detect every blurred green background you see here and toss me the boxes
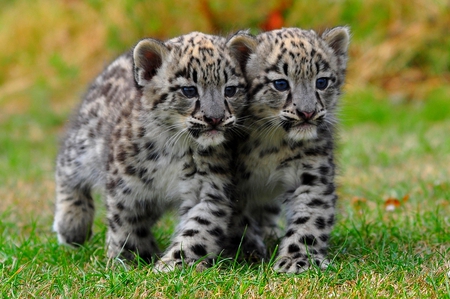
[1,0,449,113]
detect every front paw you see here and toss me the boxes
[154,257,210,272]
[273,254,329,274]
[241,239,267,262]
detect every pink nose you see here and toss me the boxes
[204,116,223,126]
[297,110,315,120]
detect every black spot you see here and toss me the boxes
[283,63,289,76]
[179,206,192,216]
[192,69,198,83]
[285,229,296,238]
[323,183,335,195]
[319,165,330,175]
[296,260,307,268]
[331,195,338,205]
[113,214,122,227]
[307,198,326,207]
[73,200,83,206]
[147,152,159,161]
[193,216,211,226]
[277,260,287,268]
[183,170,196,178]
[209,165,228,175]
[327,215,335,226]
[304,146,328,156]
[292,253,305,259]
[211,209,227,217]
[190,244,207,256]
[302,163,313,169]
[125,165,136,176]
[250,83,264,96]
[319,247,328,255]
[319,234,329,242]
[137,168,147,179]
[206,193,224,202]
[145,141,155,150]
[116,202,125,210]
[288,244,300,253]
[299,234,317,246]
[301,173,317,186]
[173,249,185,259]
[314,217,326,230]
[259,147,280,158]
[122,187,132,195]
[294,216,310,225]
[108,218,117,232]
[207,227,224,237]
[182,229,200,237]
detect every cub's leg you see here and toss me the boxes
[105,190,160,263]
[274,171,336,273]
[226,211,267,262]
[53,167,95,246]
[155,184,234,271]
[251,202,283,241]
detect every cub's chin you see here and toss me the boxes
[287,123,318,141]
[194,129,226,147]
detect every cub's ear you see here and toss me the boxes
[226,30,257,76]
[322,26,350,57]
[133,38,170,87]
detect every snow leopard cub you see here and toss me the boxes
[53,32,248,271]
[227,27,350,273]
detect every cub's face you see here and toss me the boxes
[134,32,248,147]
[230,27,350,142]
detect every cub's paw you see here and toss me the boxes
[273,255,329,274]
[154,258,210,272]
[240,240,267,262]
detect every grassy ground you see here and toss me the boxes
[1,87,449,299]
[1,0,449,298]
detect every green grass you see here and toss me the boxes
[1,91,449,298]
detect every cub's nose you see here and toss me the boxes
[297,110,316,121]
[204,116,223,126]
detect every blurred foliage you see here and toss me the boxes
[0,0,449,116]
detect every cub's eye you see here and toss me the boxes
[181,86,198,98]
[315,78,329,90]
[273,79,289,91]
[224,86,237,97]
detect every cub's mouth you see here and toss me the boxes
[283,119,321,141]
[188,126,227,147]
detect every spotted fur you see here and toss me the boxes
[227,27,350,273]
[53,32,248,271]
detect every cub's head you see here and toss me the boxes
[228,27,350,141]
[133,32,248,148]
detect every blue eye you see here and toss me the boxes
[316,78,329,90]
[181,86,198,98]
[273,79,289,91]
[224,86,237,97]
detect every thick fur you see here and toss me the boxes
[227,27,350,273]
[53,32,248,271]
